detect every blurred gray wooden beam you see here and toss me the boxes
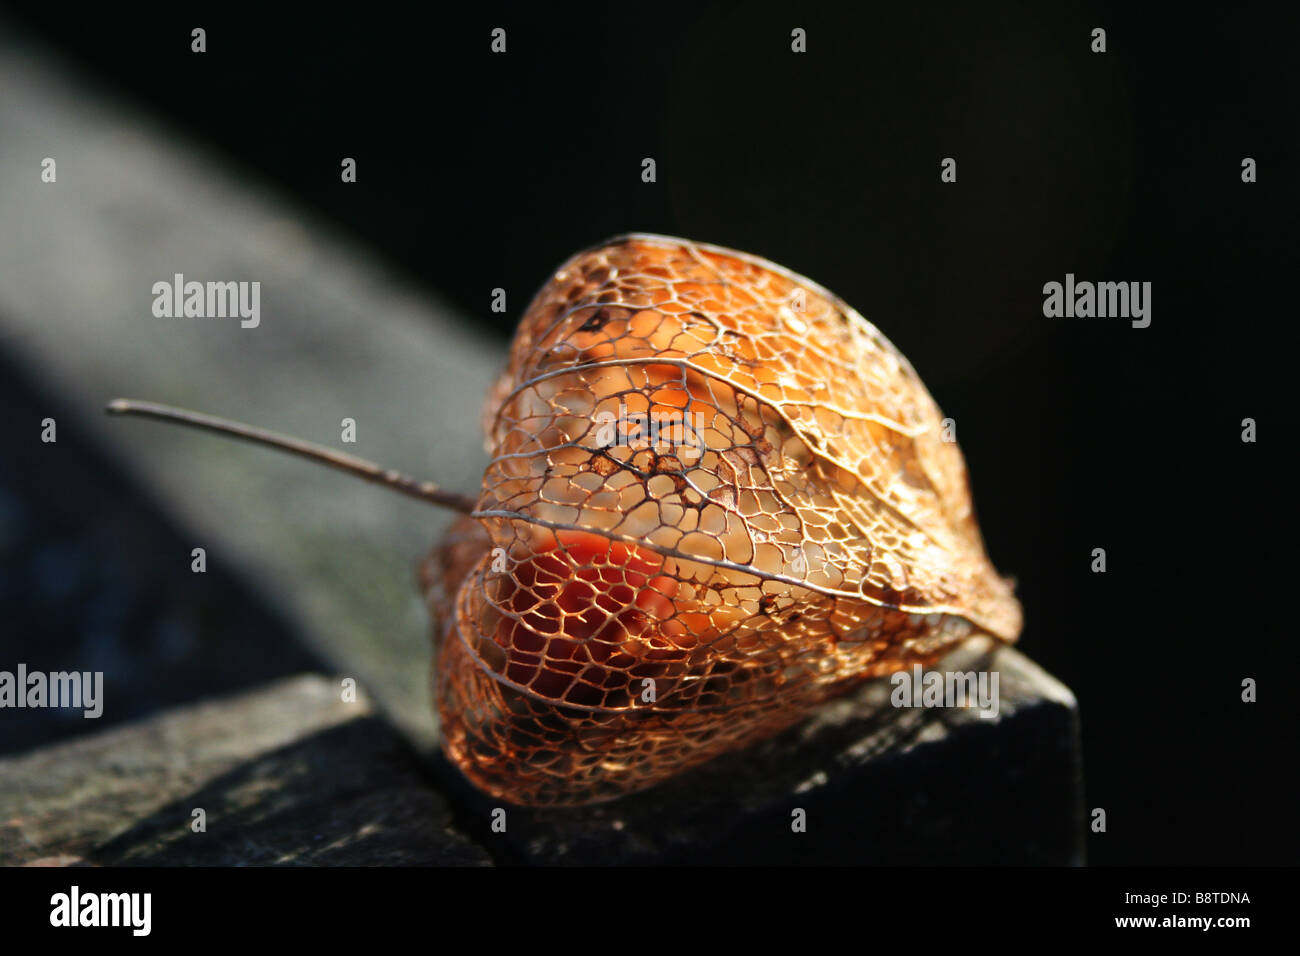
[0,344,329,755]
[0,22,502,750]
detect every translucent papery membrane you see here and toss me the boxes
[436,623,812,806]
[436,544,979,806]
[482,352,1017,637]
[432,234,1022,805]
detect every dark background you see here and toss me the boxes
[6,0,1297,864]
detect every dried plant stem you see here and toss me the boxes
[105,399,476,514]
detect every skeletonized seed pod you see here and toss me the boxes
[424,234,1021,806]
[108,233,1021,809]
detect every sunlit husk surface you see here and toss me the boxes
[425,235,1022,806]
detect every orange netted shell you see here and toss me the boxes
[424,234,1022,806]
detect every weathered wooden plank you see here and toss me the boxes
[0,675,491,865]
